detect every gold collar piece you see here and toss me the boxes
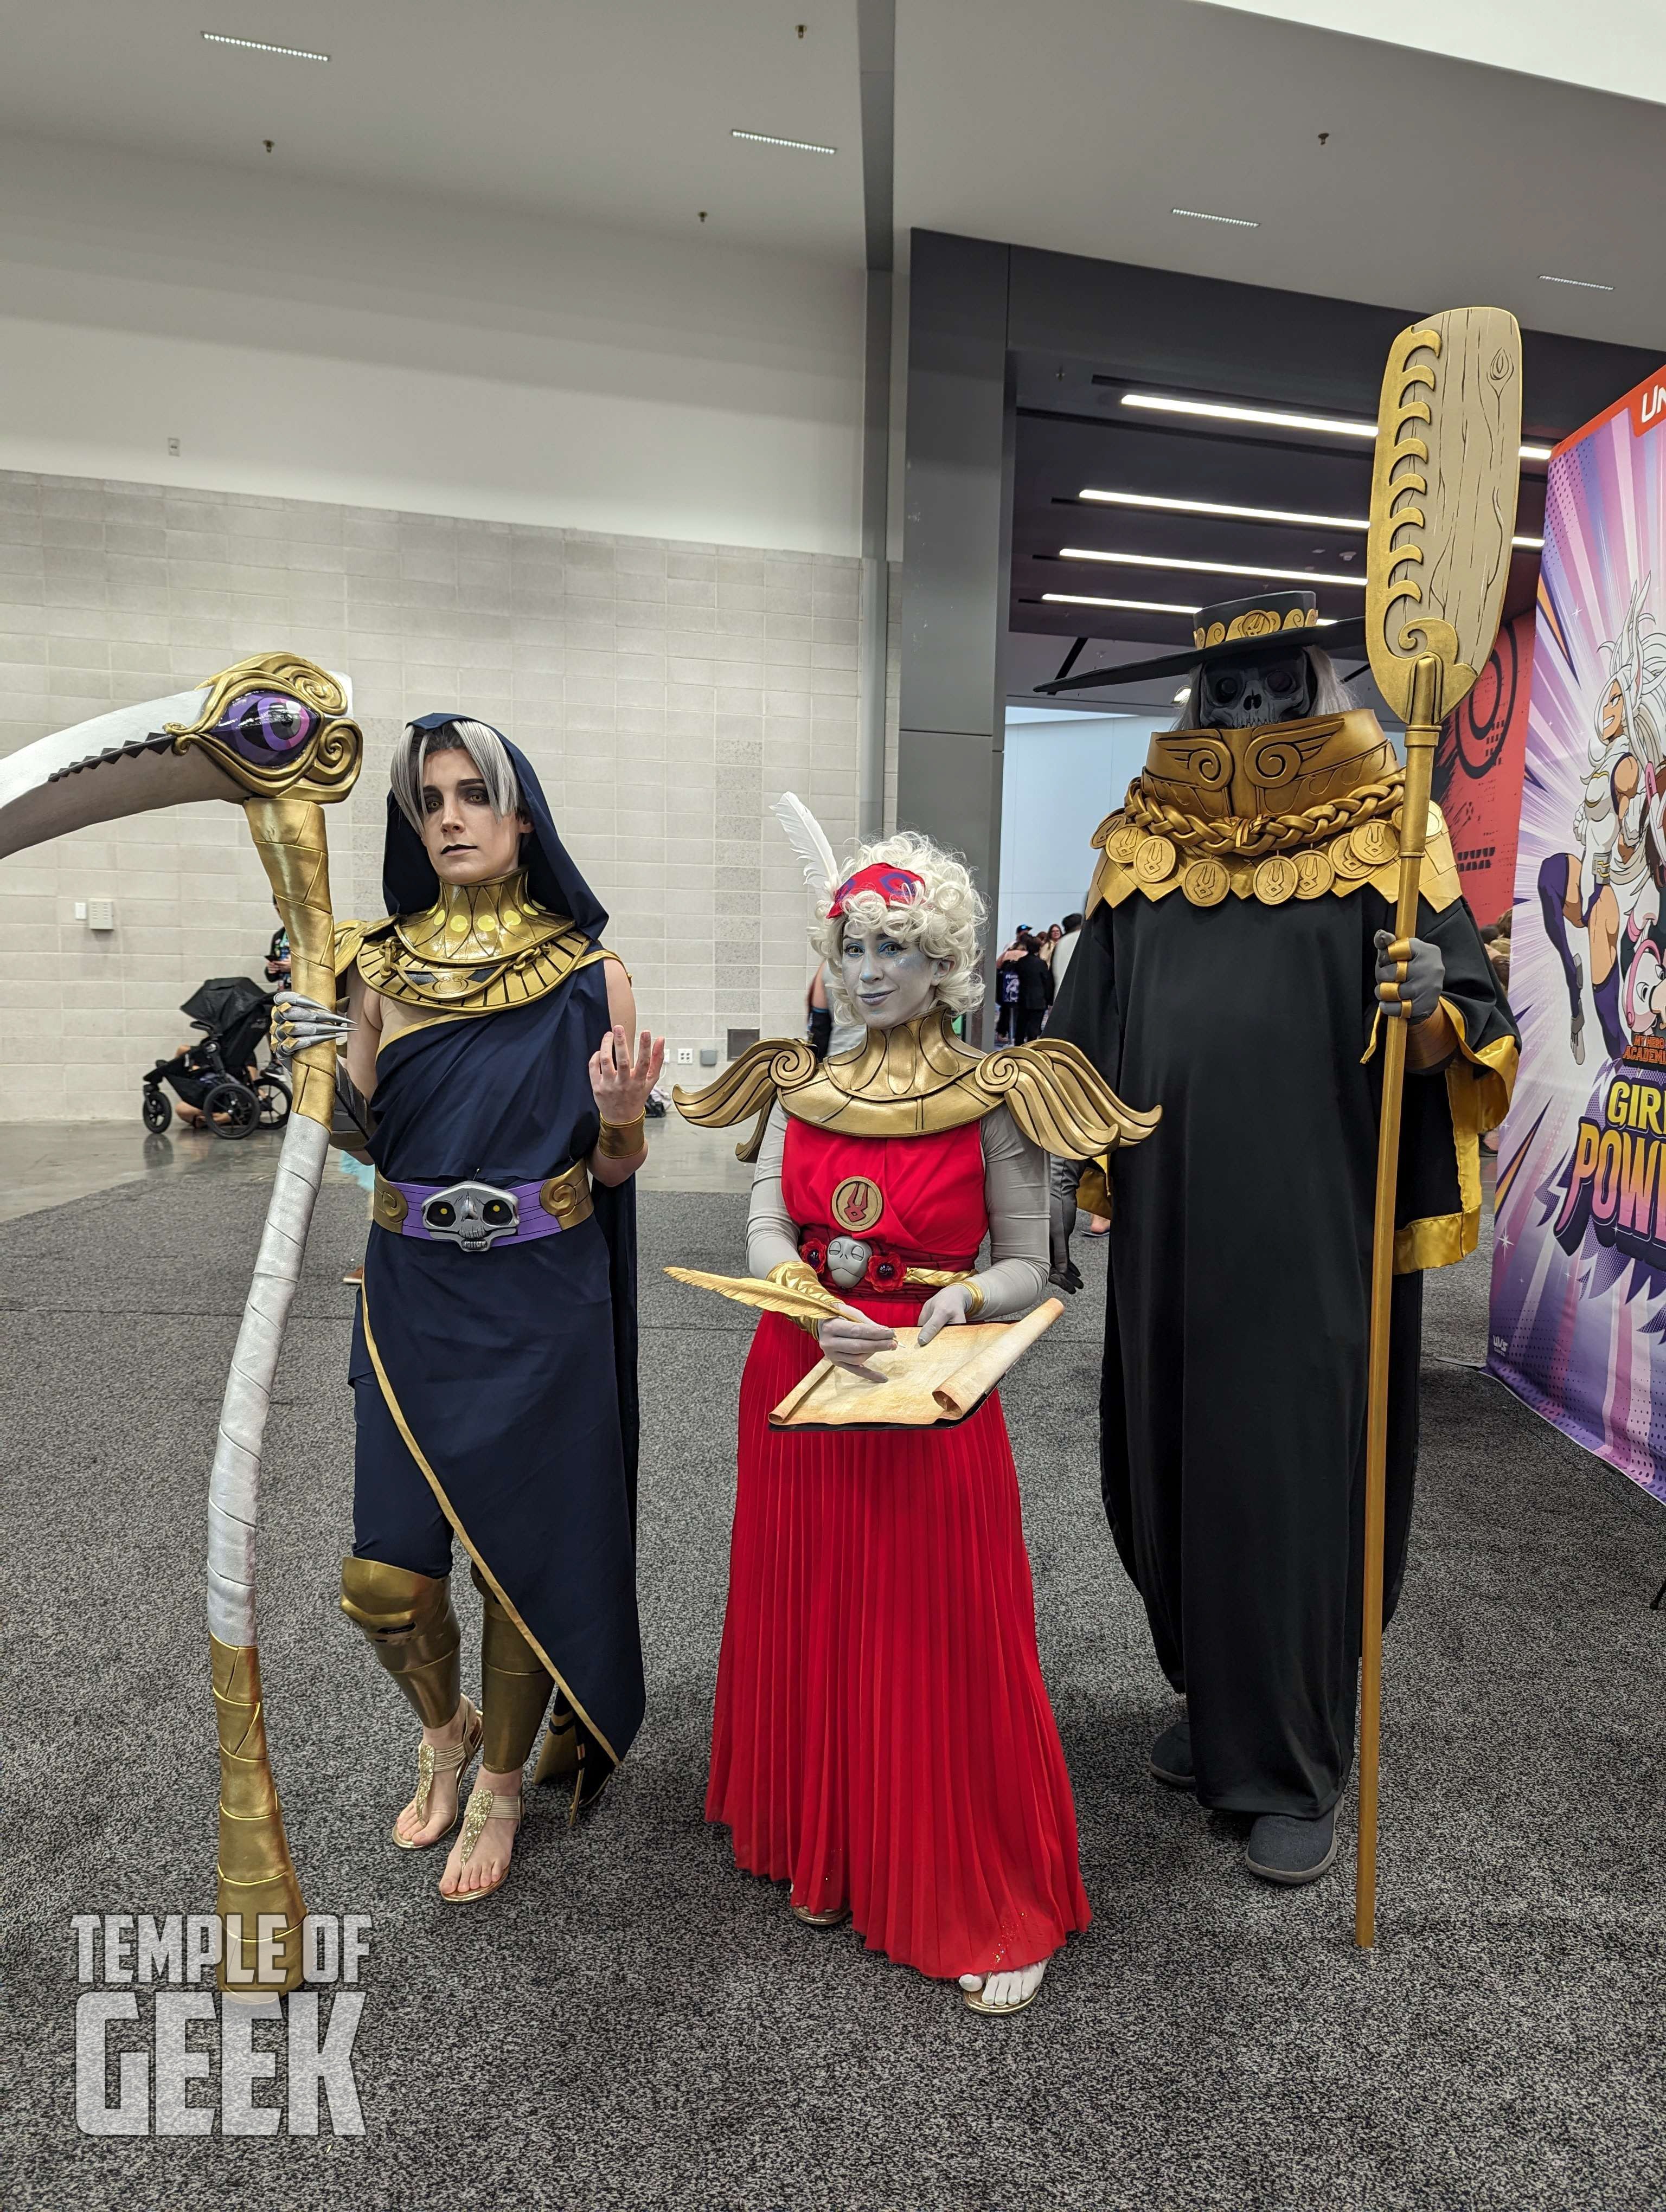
[343,872,602,1016]
[1087,709,1460,915]
[674,1010,1160,1160]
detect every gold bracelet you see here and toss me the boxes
[596,1113,647,1159]
[961,1278,986,1320]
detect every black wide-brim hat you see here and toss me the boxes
[1037,589,1367,696]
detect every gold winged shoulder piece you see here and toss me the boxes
[675,1013,1158,1159]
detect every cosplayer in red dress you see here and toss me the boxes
[677,826,1156,2014]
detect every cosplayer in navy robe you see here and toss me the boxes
[277,715,662,1902]
[676,825,1157,2015]
[1047,593,1519,1886]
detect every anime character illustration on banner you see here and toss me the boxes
[1490,375,1666,1503]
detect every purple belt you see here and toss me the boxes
[371,1164,592,1253]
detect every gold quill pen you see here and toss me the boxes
[1357,307,1521,1950]
[663,1264,849,1326]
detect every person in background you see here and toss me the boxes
[265,897,291,987]
[1050,913,1084,1001]
[1013,929,1054,1045]
[994,928,1026,1043]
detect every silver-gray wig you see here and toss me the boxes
[389,718,521,832]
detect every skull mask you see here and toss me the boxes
[420,1179,521,1253]
[825,1235,871,1289]
[1197,647,1315,730]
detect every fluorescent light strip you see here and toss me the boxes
[1080,486,1547,552]
[202,30,329,60]
[1060,546,1366,588]
[1081,486,1366,531]
[1540,273,1614,292]
[1121,391,1555,462]
[1172,207,1259,228]
[732,128,837,154]
[1042,593,1202,614]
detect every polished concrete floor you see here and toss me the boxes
[0,1103,753,1226]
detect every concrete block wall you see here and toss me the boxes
[0,471,863,1120]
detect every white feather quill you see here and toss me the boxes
[771,789,841,901]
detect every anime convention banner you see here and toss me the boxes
[1488,367,1666,1503]
[1432,610,1534,928]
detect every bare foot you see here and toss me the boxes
[959,1958,1048,2011]
[439,1767,521,1898]
[392,1702,473,1848]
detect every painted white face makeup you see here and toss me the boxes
[840,924,951,1031]
[418,748,528,885]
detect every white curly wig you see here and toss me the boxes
[810,831,986,1020]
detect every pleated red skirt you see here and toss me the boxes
[707,1304,1091,1981]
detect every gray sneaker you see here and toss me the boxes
[1148,1719,1194,1790]
[1245,1806,1339,1886]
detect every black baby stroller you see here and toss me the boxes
[141,977,291,1140]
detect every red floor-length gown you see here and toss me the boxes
[707,1114,1090,1981]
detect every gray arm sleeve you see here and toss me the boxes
[746,1102,803,1278]
[974,1107,1049,1319]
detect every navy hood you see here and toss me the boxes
[382,715,607,940]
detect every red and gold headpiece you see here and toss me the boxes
[825,863,926,918]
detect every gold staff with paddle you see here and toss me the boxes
[1356,308,1522,1947]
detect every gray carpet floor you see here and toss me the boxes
[2,1162,1664,2211]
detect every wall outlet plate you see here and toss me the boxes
[676,1046,694,1064]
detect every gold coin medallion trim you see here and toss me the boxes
[1180,858,1229,908]
[1253,855,1299,906]
[1108,821,1144,865]
[1331,834,1374,882]
[1293,848,1335,900]
[1350,819,1399,870]
[1134,834,1178,885]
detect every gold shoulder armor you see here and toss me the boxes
[673,1036,819,1162]
[975,1038,1161,1160]
[332,916,392,979]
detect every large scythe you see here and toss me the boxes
[1356,311,1521,1947]
[0,653,362,1996]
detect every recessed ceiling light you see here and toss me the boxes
[202,30,329,60]
[1041,593,1202,614]
[1172,208,1259,228]
[1060,546,1366,588]
[1539,273,1614,292]
[732,128,837,154]
[1120,390,1554,462]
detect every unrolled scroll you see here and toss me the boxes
[768,1298,1065,1429]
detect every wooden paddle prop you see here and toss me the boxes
[1356,308,1521,1947]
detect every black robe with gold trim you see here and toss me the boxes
[1049,711,1517,1819]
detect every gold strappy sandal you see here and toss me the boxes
[392,1695,483,1850]
[960,1967,1045,2017]
[790,1902,851,1928]
[441,1781,523,1904]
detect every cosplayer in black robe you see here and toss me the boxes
[1048,594,1517,1881]
[331,718,646,1869]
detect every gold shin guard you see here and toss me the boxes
[471,1564,554,1773]
[339,1557,461,1729]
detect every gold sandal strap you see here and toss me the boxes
[411,1699,479,1822]
[455,1783,523,1865]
